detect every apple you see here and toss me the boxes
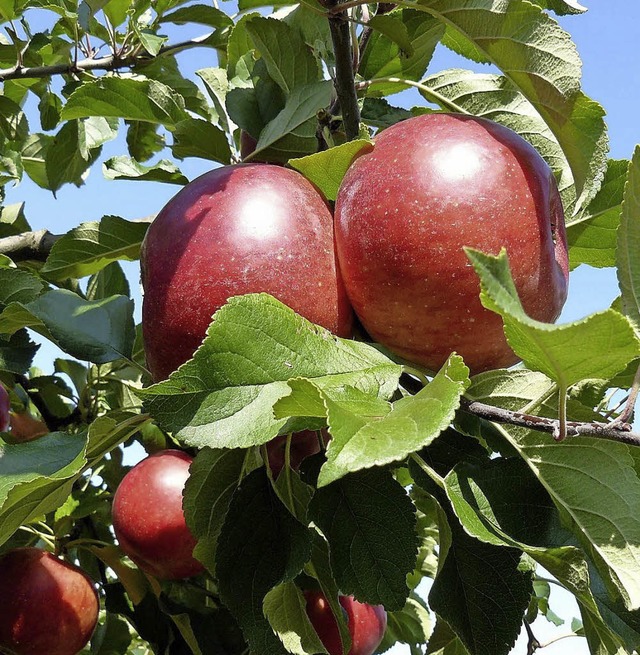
[141,163,353,381]
[266,429,329,478]
[304,590,387,655]
[112,450,204,580]
[0,384,9,432]
[0,547,99,655]
[335,113,569,373]
[5,410,49,443]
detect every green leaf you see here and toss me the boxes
[245,17,321,95]
[0,95,28,144]
[0,268,45,307]
[171,118,232,164]
[528,0,587,15]
[216,468,311,655]
[467,248,640,387]
[0,202,30,239]
[183,448,253,567]
[126,120,165,162]
[41,215,149,281]
[415,0,607,203]
[61,77,189,129]
[86,262,131,301]
[0,432,86,546]
[138,293,400,450]
[281,354,469,487]
[263,582,328,655]
[426,621,470,655]
[0,290,135,364]
[289,140,373,202]
[617,146,640,334]
[309,469,417,610]
[360,10,444,96]
[0,331,39,375]
[466,370,640,613]
[160,4,233,28]
[252,81,333,162]
[567,159,629,269]
[360,97,414,129]
[379,594,433,652]
[103,157,188,185]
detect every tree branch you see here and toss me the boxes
[0,32,216,82]
[460,398,640,446]
[323,0,361,139]
[0,229,60,261]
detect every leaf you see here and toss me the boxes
[567,159,629,269]
[360,98,414,129]
[308,468,418,610]
[86,262,131,301]
[426,621,470,655]
[182,448,251,567]
[103,157,188,185]
[528,0,587,15]
[61,76,189,129]
[0,289,135,364]
[216,468,311,655]
[41,215,149,281]
[0,331,39,375]
[263,582,328,655]
[0,202,30,239]
[617,146,640,334]
[125,120,165,163]
[415,0,607,203]
[279,354,468,487]
[360,10,444,96]
[245,17,321,95]
[138,294,400,450]
[289,140,373,202]
[379,594,433,652]
[467,248,640,387]
[160,4,233,28]
[466,369,640,613]
[0,432,86,546]
[171,118,232,164]
[252,81,333,162]
[0,268,45,306]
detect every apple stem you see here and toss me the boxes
[609,361,640,426]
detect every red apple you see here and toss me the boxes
[141,163,352,381]
[5,410,49,443]
[0,547,99,655]
[304,590,387,655]
[112,450,204,580]
[0,384,9,432]
[335,113,569,373]
[266,429,329,478]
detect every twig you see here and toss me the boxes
[0,229,60,261]
[460,398,640,446]
[524,620,541,655]
[0,32,216,82]
[610,361,640,426]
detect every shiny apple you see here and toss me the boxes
[0,547,99,655]
[141,163,352,381]
[0,384,9,432]
[335,113,569,373]
[112,450,204,580]
[304,590,387,655]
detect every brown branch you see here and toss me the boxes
[0,32,216,82]
[0,229,61,261]
[460,398,640,446]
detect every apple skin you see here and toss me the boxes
[4,411,49,443]
[112,450,204,580]
[0,384,9,432]
[304,590,387,655]
[0,547,99,655]
[266,429,329,478]
[335,113,569,373]
[141,163,353,381]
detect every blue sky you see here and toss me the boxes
[3,3,639,654]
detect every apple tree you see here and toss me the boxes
[0,1,639,654]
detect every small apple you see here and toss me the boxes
[304,590,387,655]
[0,547,99,655]
[112,450,204,580]
[0,384,9,432]
[266,429,329,478]
[141,163,353,381]
[335,113,569,373]
[4,410,49,443]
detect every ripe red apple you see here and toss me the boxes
[141,163,352,381]
[0,384,9,432]
[304,590,387,655]
[4,410,49,443]
[335,113,569,373]
[266,429,329,478]
[112,450,204,580]
[0,547,99,655]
